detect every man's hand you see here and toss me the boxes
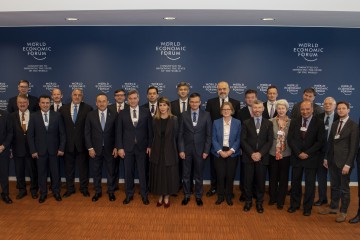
[118,149,125,158]
[89,149,96,158]
[179,152,185,160]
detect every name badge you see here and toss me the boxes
[300,127,307,132]
[256,129,260,134]
[325,126,329,130]
[334,134,340,139]
[277,130,284,136]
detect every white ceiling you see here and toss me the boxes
[1,0,360,27]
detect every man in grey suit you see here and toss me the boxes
[178,93,212,206]
[320,101,359,222]
[27,95,66,203]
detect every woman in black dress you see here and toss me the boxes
[149,97,179,208]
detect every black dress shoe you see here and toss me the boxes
[303,209,312,216]
[123,196,133,205]
[114,186,120,192]
[31,193,39,199]
[256,204,264,213]
[314,199,328,206]
[206,189,216,197]
[81,191,90,197]
[287,206,299,213]
[1,194,13,204]
[39,195,47,203]
[62,191,75,198]
[142,197,150,205]
[277,205,284,210]
[181,197,190,206]
[268,200,276,206]
[92,193,102,202]
[196,198,203,206]
[16,191,28,200]
[349,214,360,224]
[108,193,116,202]
[243,202,252,212]
[226,198,233,206]
[54,193,62,201]
[215,197,224,205]
[239,194,246,202]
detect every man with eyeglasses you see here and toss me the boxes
[7,80,39,113]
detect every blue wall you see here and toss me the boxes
[1,26,359,181]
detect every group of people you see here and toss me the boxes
[1,80,360,224]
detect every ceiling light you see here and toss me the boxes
[163,17,176,20]
[261,18,275,21]
[65,18,79,21]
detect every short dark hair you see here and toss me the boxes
[114,89,126,95]
[18,80,30,86]
[147,86,158,94]
[96,93,108,100]
[177,82,190,89]
[245,89,258,97]
[38,95,51,102]
[189,92,201,99]
[337,101,350,109]
[303,87,316,96]
[17,94,29,101]
[267,85,278,93]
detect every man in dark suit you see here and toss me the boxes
[141,86,159,117]
[85,93,118,202]
[50,88,63,112]
[287,100,325,216]
[290,88,324,119]
[320,101,359,222]
[27,95,66,203]
[349,118,360,224]
[59,89,93,198]
[171,82,191,191]
[262,86,278,119]
[241,100,273,213]
[117,89,153,205]
[10,94,38,200]
[178,93,212,206]
[7,80,39,113]
[0,109,13,204]
[314,97,339,206]
[237,89,258,202]
[108,89,129,191]
[205,81,240,197]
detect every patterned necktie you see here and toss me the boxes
[182,102,186,113]
[73,104,78,123]
[101,112,105,130]
[21,112,26,133]
[256,118,261,131]
[118,104,121,113]
[270,104,275,118]
[151,104,155,114]
[44,113,48,130]
[192,112,197,123]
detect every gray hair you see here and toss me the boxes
[275,99,289,110]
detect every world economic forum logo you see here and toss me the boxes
[202,83,218,94]
[338,84,355,96]
[0,82,9,93]
[150,83,166,94]
[122,83,139,92]
[257,83,272,95]
[293,43,323,62]
[312,84,328,96]
[155,42,186,61]
[43,82,60,92]
[284,84,301,95]
[230,83,247,95]
[23,42,52,61]
[69,82,86,90]
[95,82,112,93]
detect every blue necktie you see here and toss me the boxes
[193,112,197,123]
[73,105,78,123]
[256,118,261,130]
[101,112,105,131]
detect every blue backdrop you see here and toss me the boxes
[0,26,359,181]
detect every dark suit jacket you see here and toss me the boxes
[171,99,190,118]
[0,110,13,156]
[262,101,278,119]
[108,103,129,114]
[178,109,212,156]
[327,118,359,168]
[317,112,339,159]
[59,102,93,152]
[84,108,117,154]
[240,117,273,165]
[116,106,153,152]
[211,117,241,158]
[50,103,63,112]
[7,94,39,113]
[150,116,178,166]
[290,101,324,119]
[205,97,240,122]
[27,111,66,156]
[288,115,325,168]
[10,111,30,157]
[237,106,252,124]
